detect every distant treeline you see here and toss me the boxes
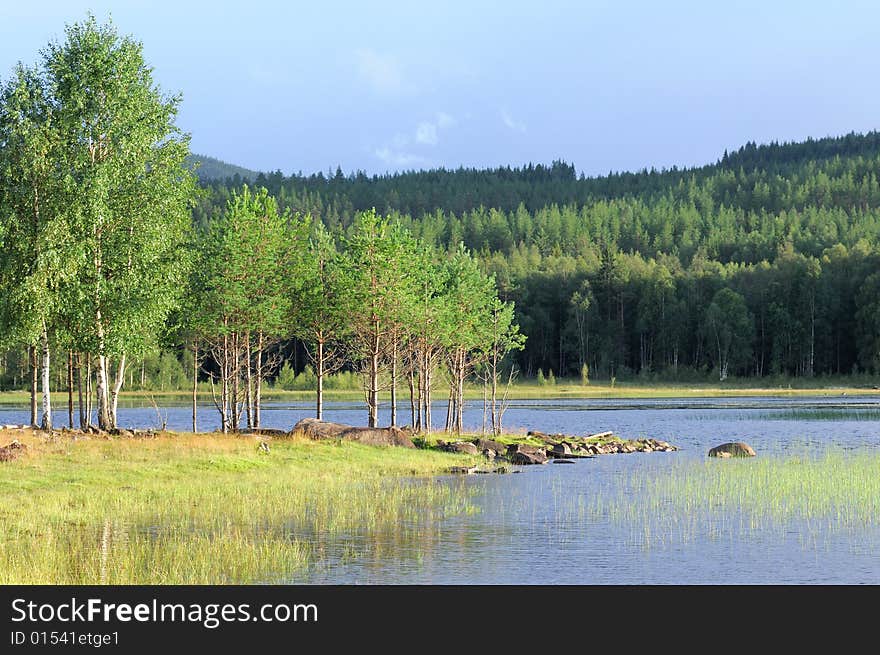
[192,131,880,381]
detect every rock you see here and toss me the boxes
[449,465,478,474]
[291,418,414,448]
[506,443,545,456]
[511,450,547,465]
[444,441,479,455]
[0,440,24,463]
[482,448,496,460]
[550,442,572,457]
[242,428,287,437]
[339,426,415,448]
[552,459,575,464]
[473,438,506,453]
[708,442,756,458]
[291,418,350,439]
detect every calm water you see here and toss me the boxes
[4,394,880,584]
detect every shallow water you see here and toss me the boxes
[5,394,880,584]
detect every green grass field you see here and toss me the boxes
[0,429,479,584]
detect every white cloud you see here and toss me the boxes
[415,121,438,145]
[501,108,527,133]
[373,112,455,168]
[355,48,403,94]
[374,146,428,168]
[415,112,456,145]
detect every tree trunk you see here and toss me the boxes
[456,350,465,433]
[481,374,488,435]
[40,328,51,430]
[368,323,379,428]
[95,353,111,431]
[67,350,74,429]
[192,342,198,433]
[490,350,499,436]
[85,354,93,428]
[231,333,240,431]
[408,366,416,429]
[245,332,253,429]
[77,353,86,428]
[29,345,37,428]
[390,341,397,427]
[316,339,324,420]
[424,352,432,432]
[109,354,126,429]
[221,332,229,433]
[254,331,263,428]
[444,380,454,432]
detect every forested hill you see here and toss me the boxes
[185,154,259,183]
[195,130,880,221]
[194,130,880,383]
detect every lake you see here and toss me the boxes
[4,394,880,584]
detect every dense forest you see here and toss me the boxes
[2,17,880,440]
[193,130,880,383]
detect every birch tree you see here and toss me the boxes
[46,16,196,429]
[0,64,73,430]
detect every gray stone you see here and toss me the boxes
[708,442,756,458]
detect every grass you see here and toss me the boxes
[755,408,880,421]
[581,450,880,547]
[0,429,480,584]
[2,375,878,406]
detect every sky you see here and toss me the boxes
[2,1,879,177]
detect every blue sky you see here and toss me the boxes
[2,1,879,176]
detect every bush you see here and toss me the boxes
[547,369,556,385]
[536,368,545,385]
[580,363,589,385]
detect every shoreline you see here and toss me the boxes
[1,382,878,406]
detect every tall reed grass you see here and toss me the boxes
[0,430,476,584]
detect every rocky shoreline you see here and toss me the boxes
[436,431,678,472]
[1,420,680,473]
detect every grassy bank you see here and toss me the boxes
[0,429,479,584]
[2,376,878,406]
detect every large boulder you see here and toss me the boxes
[473,438,506,453]
[292,418,350,439]
[507,443,548,465]
[511,450,547,465]
[443,441,479,455]
[291,418,414,448]
[708,442,756,458]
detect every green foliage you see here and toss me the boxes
[581,363,590,385]
[536,368,545,385]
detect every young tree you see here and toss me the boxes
[441,244,496,433]
[290,223,351,420]
[343,210,418,428]
[192,185,303,432]
[484,298,526,435]
[0,64,74,430]
[45,16,196,430]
